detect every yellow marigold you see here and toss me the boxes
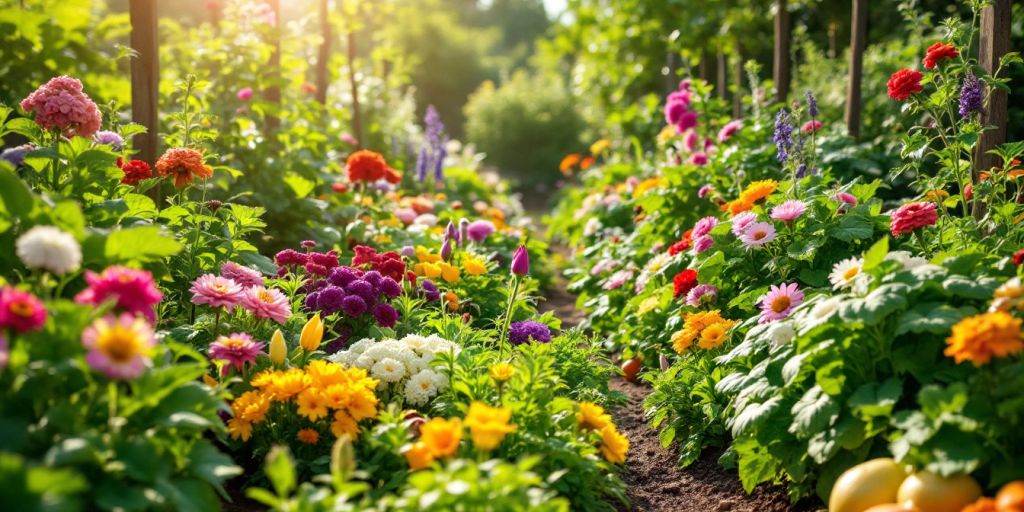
[632,177,664,199]
[331,410,359,438]
[723,198,754,216]
[672,328,698,354]
[297,428,320,445]
[155,147,213,189]
[683,310,727,332]
[489,363,515,383]
[637,296,661,316]
[590,138,611,156]
[346,387,378,422]
[435,193,447,201]
[227,418,252,441]
[296,389,330,421]
[305,360,344,387]
[231,390,271,424]
[945,311,1024,366]
[416,246,441,263]
[464,402,517,451]
[738,180,778,204]
[404,441,434,470]
[419,417,462,458]
[463,257,487,276]
[925,190,950,202]
[577,402,612,431]
[698,322,730,350]
[260,368,310,402]
[599,424,629,464]
[438,262,461,283]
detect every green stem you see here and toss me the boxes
[497,275,521,356]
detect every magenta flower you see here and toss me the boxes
[209,333,265,374]
[220,261,265,288]
[801,120,823,134]
[697,184,714,199]
[685,284,718,307]
[676,111,699,133]
[730,212,758,236]
[509,320,551,345]
[237,87,253,101]
[20,76,102,137]
[689,152,708,166]
[693,235,714,254]
[758,283,804,323]
[692,216,719,238]
[240,286,292,324]
[75,266,163,322]
[0,288,47,333]
[82,313,156,380]
[683,130,699,152]
[770,200,808,222]
[466,220,496,242]
[511,245,530,276]
[190,274,244,310]
[372,303,399,328]
[739,222,777,248]
[717,120,742,142]
[665,101,688,126]
[0,335,7,372]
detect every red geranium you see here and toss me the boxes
[673,269,698,298]
[1014,249,1024,266]
[117,158,153,186]
[923,42,959,69]
[345,150,398,183]
[351,245,407,281]
[668,229,694,256]
[887,69,923,101]
[890,201,938,237]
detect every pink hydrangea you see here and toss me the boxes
[770,200,808,222]
[190,274,244,310]
[739,222,777,248]
[692,216,719,238]
[209,332,265,374]
[758,283,804,323]
[20,76,102,137]
[717,120,742,142]
[75,266,163,322]
[239,286,292,324]
[0,288,47,333]
[220,261,265,288]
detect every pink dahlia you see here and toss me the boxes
[209,332,265,374]
[19,76,102,137]
[890,201,938,237]
[190,274,243,310]
[220,261,265,288]
[739,222,777,248]
[758,283,804,324]
[676,111,699,133]
[801,120,823,134]
[240,286,292,324]
[770,200,807,222]
[692,216,719,238]
[730,212,758,237]
[717,120,742,142]
[82,313,156,380]
[683,130,699,152]
[75,266,163,322]
[685,284,718,307]
[0,288,47,333]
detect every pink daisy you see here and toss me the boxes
[0,288,47,333]
[834,192,857,207]
[685,284,718,307]
[758,283,804,323]
[209,332,265,374]
[697,184,714,199]
[692,216,719,238]
[739,222,777,248]
[730,212,758,236]
[220,261,264,288]
[693,235,714,254]
[770,200,807,222]
[82,313,156,380]
[190,274,244,310]
[240,286,292,324]
[74,266,163,322]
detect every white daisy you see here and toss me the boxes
[829,257,864,290]
[16,225,81,275]
[767,321,795,346]
[404,370,439,405]
[885,251,928,271]
[801,296,843,331]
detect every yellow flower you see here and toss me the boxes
[464,402,517,451]
[297,428,320,445]
[269,329,287,366]
[697,322,729,350]
[404,441,435,470]
[577,402,612,431]
[656,126,676,144]
[373,233,392,245]
[415,262,442,279]
[599,425,629,464]
[672,328,697,354]
[419,417,463,458]
[260,368,310,401]
[991,278,1024,312]
[463,257,488,276]
[305,359,344,387]
[331,410,359,438]
[296,388,329,421]
[637,296,660,316]
[925,190,950,202]
[945,311,1024,366]
[416,246,441,263]
[488,363,515,383]
[346,387,378,422]
[231,390,271,424]
[435,193,448,201]
[361,196,373,207]
[632,177,664,199]
[300,313,324,352]
[590,138,611,156]
[738,179,778,204]
[439,262,461,283]
[227,418,252,441]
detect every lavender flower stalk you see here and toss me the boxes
[773,109,794,164]
[959,72,984,118]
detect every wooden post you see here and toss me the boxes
[315,0,331,104]
[264,0,281,134]
[733,47,743,118]
[975,0,1011,218]
[773,0,790,101]
[717,48,727,99]
[346,31,362,147]
[129,0,159,165]
[666,51,678,94]
[845,0,867,139]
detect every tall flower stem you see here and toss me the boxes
[497,275,520,356]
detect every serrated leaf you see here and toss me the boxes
[790,385,839,436]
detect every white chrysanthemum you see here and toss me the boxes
[829,257,863,290]
[767,321,795,346]
[352,355,374,370]
[328,350,355,366]
[801,296,843,330]
[347,338,374,354]
[885,251,928,270]
[646,253,673,272]
[371,357,406,383]
[404,370,439,405]
[429,369,449,391]
[16,225,81,275]
[401,334,429,351]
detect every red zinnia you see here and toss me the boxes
[117,158,153,186]
[923,42,959,69]
[887,69,923,101]
[890,201,938,236]
[673,269,698,298]
[345,150,397,183]
[668,229,694,256]
[1014,249,1024,266]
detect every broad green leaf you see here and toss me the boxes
[828,214,873,242]
[105,226,183,262]
[264,446,296,497]
[862,237,889,270]
[790,385,839,436]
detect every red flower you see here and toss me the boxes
[332,183,349,193]
[351,245,406,281]
[117,158,152,186]
[887,69,923,101]
[923,42,959,69]
[890,201,938,236]
[345,150,398,183]
[668,229,694,256]
[1014,249,1024,266]
[673,269,698,298]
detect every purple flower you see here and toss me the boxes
[458,218,470,246]
[509,320,552,345]
[959,72,984,118]
[440,237,453,261]
[316,286,346,314]
[400,245,416,258]
[466,220,496,242]
[805,90,818,118]
[305,291,321,311]
[511,245,529,276]
[361,270,383,287]
[1,144,34,167]
[693,235,714,254]
[379,277,402,298]
[421,279,440,302]
[341,295,368,316]
[346,280,376,302]
[372,303,399,328]
[416,105,446,182]
[94,130,124,150]
[773,109,793,164]
[685,284,718,307]
[731,212,758,236]
[328,266,360,288]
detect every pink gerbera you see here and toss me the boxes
[0,288,47,333]
[692,216,719,238]
[739,222,777,248]
[209,332,265,374]
[82,313,156,380]
[75,266,163,322]
[190,274,244,310]
[240,286,292,324]
[220,261,264,288]
[890,201,938,237]
[685,284,718,307]
[770,200,807,223]
[730,212,758,237]
[758,283,804,323]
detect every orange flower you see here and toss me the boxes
[559,153,582,174]
[297,428,320,445]
[155,147,213,188]
[945,311,1024,366]
[345,150,397,183]
[580,156,596,170]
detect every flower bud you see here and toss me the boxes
[510,245,529,276]
[269,329,287,366]
[299,313,324,352]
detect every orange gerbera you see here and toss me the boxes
[155,147,213,188]
[945,311,1024,366]
[739,180,778,204]
[345,150,398,183]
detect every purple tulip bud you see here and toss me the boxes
[511,245,529,276]
[440,237,453,261]
[458,218,469,246]
[446,220,458,242]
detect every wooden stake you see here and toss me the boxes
[699,48,711,82]
[773,0,790,101]
[845,0,867,139]
[315,0,330,104]
[975,0,1011,218]
[129,0,159,165]
[717,48,727,99]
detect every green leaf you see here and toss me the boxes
[188,441,242,499]
[943,275,999,300]
[849,378,902,419]
[264,446,296,497]
[735,438,778,493]
[862,237,889,270]
[839,283,910,326]
[105,226,183,262]
[896,303,973,335]
[790,385,839,436]
[828,214,873,242]
[731,396,782,438]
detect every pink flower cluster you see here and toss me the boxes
[0,288,47,333]
[20,76,102,137]
[275,248,340,277]
[75,266,163,322]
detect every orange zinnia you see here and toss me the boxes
[155,147,213,188]
[345,150,395,183]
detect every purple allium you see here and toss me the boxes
[773,109,793,164]
[805,90,818,118]
[345,280,375,302]
[372,303,399,328]
[341,295,368,316]
[466,220,496,242]
[1,144,34,167]
[275,249,307,267]
[379,276,402,298]
[305,291,321,311]
[328,266,360,288]
[94,130,124,150]
[316,286,347,314]
[508,320,552,345]
[959,72,984,118]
